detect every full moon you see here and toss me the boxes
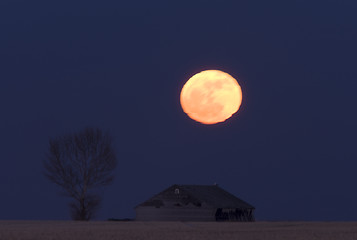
[180,70,242,124]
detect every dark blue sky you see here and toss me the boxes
[1,0,357,221]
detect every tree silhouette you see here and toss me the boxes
[43,127,117,220]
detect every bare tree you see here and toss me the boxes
[43,127,117,220]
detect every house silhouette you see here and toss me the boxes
[135,184,255,221]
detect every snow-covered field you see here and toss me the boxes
[1,221,357,240]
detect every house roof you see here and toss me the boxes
[136,184,255,209]
[178,184,255,209]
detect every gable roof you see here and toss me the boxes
[136,184,254,209]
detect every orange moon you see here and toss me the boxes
[180,70,242,124]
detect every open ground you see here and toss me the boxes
[1,221,357,240]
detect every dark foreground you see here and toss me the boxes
[1,221,357,240]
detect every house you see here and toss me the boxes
[135,184,255,221]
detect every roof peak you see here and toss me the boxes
[175,184,219,187]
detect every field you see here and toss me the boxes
[1,221,357,240]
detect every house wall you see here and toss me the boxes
[135,206,216,221]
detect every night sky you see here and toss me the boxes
[1,0,357,221]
